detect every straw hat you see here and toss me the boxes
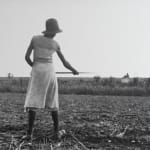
[42,18,62,34]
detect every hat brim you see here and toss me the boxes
[42,29,62,34]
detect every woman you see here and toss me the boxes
[23,18,78,141]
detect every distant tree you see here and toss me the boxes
[108,77,116,87]
[146,78,150,88]
[93,76,101,82]
[8,73,14,78]
[132,77,139,86]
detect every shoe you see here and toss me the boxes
[54,130,66,140]
[52,132,60,141]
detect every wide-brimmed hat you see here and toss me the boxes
[42,18,62,34]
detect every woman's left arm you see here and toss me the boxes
[25,40,34,67]
[56,47,78,75]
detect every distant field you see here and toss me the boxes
[0,77,150,96]
[1,93,150,149]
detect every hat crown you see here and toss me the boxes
[44,18,62,33]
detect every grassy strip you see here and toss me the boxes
[0,85,150,96]
[0,77,150,96]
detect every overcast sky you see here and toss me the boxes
[0,0,150,77]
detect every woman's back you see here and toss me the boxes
[32,35,59,63]
[23,18,78,142]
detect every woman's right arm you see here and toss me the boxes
[56,48,79,75]
[25,40,34,67]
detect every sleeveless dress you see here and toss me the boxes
[24,35,59,111]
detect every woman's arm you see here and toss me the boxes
[25,40,34,67]
[56,49,79,75]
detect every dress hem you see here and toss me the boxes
[24,107,59,112]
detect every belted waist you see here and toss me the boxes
[34,57,53,63]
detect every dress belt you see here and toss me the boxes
[34,58,52,63]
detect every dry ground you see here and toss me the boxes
[1,93,150,149]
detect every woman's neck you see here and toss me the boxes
[43,33,55,39]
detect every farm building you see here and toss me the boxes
[121,73,130,84]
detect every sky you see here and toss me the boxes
[0,0,150,77]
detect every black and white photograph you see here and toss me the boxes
[0,0,150,149]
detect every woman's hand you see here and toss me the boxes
[72,69,79,75]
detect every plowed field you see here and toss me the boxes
[1,93,150,149]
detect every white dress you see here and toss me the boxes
[24,35,59,111]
